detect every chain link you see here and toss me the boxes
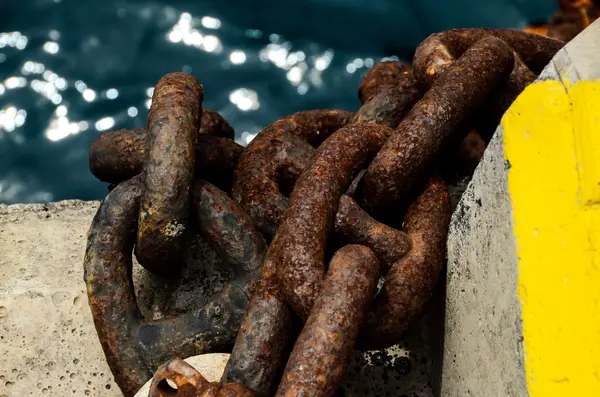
[85,28,566,397]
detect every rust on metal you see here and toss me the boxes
[221,259,295,397]
[84,177,265,396]
[275,245,379,397]
[193,180,266,295]
[231,59,425,239]
[413,28,564,86]
[232,109,352,237]
[358,60,420,104]
[88,127,148,184]
[524,0,600,42]
[84,177,148,395]
[333,194,411,272]
[136,72,204,275]
[333,177,451,350]
[218,384,256,396]
[89,130,242,189]
[84,21,568,396]
[200,109,235,139]
[195,135,244,193]
[357,175,451,349]
[413,28,563,140]
[271,123,393,320]
[149,358,255,397]
[358,36,514,216]
[149,358,214,397]
[352,61,424,128]
[88,109,234,184]
[350,86,423,129]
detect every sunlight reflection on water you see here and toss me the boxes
[0,0,555,204]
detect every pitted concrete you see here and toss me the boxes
[0,200,249,396]
[0,201,119,396]
[0,199,436,397]
[443,127,526,395]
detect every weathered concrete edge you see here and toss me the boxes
[440,19,600,397]
[0,199,99,215]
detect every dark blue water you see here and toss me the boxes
[0,0,556,204]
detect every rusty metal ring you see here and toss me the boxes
[263,115,451,348]
[231,109,353,238]
[269,122,393,320]
[358,36,515,218]
[231,65,423,239]
[413,28,564,140]
[274,244,379,397]
[84,176,265,396]
[353,59,486,179]
[135,72,204,275]
[88,107,238,184]
[336,175,451,349]
[89,131,242,191]
[413,28,564,86]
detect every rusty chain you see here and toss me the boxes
[85,28,565,397]
[523,0,600,41]
[85,73,266,396]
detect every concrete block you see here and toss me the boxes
[0,201,119,396]
[443,19,600,397]
[0,200,436,396]
[0,200,257,397]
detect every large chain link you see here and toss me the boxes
[85,28,565,397]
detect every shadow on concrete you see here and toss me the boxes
[418,261,448,397]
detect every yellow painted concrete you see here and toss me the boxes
[503,79,600,396]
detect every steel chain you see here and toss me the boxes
[84,28,566,397]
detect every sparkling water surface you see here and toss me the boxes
[0,0,555,204]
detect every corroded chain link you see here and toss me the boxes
[85,27,566,397]
[85,73,266,396]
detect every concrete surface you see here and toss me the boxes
[443,122,526,395]
[0,201,118,396]
[442,18,600,397]
[0,199,436,397]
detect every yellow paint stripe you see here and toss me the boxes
[503,79,600,396]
